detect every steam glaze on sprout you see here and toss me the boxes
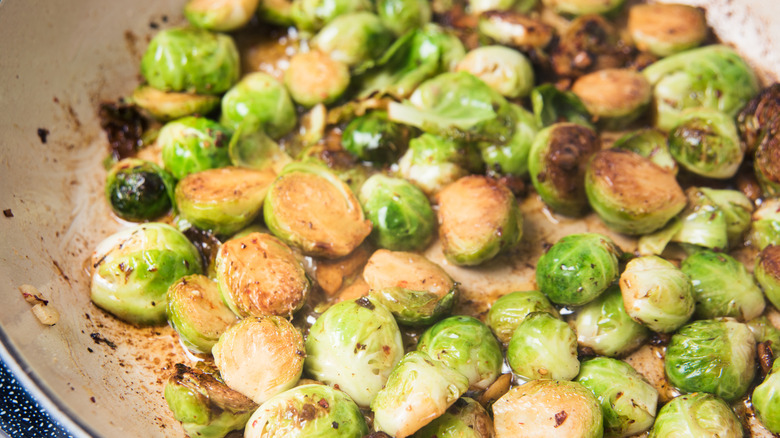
[304,297,404,407]
[342,111,411,166]
[486,290,560,345]
[612,128,677,174]
[90,223,203,325]
[311,12,393,67]
[131,85,220,122]
[492,379,603,438]
[158,116,232,180]
[212,316,304,404]
[756,244,780,310]
[436,175,523,266]
[263,162,372,258]
[668,108,744,179]
[413,397,495,438]
[105,158,175,222]
[529,123,600,217]
[753,358,780,433]
[184,0,261,31]
[375,0,431,36]
[748,198,780,250]
[571,69,651,130]
[478,11,554,50]
[284,51,350,108]
[220,72,297,139]
[506,312,580,381]
[215,232,310,318]
[585,149,686,235]
[364,250,457,326]
[627,4,707,57]
[648,393,743,438]
[455,46,535,99]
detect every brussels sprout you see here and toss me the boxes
[342,111,411,165]
[756,245,780,310]
[737,83,780,155]
[648,393,742,438]
[164,363,257,438]
[541,0,624,15]
[643,45,759,131]
[694,188,753,248]
[668,108,744,179]
[283,51,350,108]
[244,384,368,437]
[311,12,393,67]
[528,123,600,216]
[756,130,780,197]
[359,175,434,251]
[680,250,765,321]
[228,128,292,173]
[90,223,203,325]
[437,175,523,266]
[747,315,780,348]
[573,286,650,358]
[371,351,470,438]
[612,129,677,174]
[257,0,294,25]
[492,379,603,438]
[290,0,371,32]
[576,358,658,438]
[212,316,304,403]
[413,397,494,438]
[305,297,404,407]
[619,255,694,333]
[480,104,540,178]
[665,319,756,402]
[105,158,176,222]
[215,232,309,318]
[662,188,728,252]
[140,27,240,95]
[220,72,297,139]
[132,85,220,122]
[417,316,503,390]
[551,14,625,80]
[158,116,232,180]
[478,11,554,50]
[364,250,457,325]
[507,312,579,381]
[753,358,780,433]
[167,274,237,354]
[748,198,780,250]
[486,290,560,345]
[531,85,594,129]
[397,133,482,196]
[184,0,260,31]
[264,162,372,258]
[175,167,275,236]
[455,46,534,99]
[571,69,651,130]
[536,233,621,306]
[586,149,686,235]
[628,4,707,57]
[376,0,431,36]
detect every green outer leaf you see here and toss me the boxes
[531,84,593,129]
[479,104,539,177]
[648,393,742,438]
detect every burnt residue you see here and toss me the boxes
[543,124,600,200]
[52,259,71,285]
[554,410,568,427]
[356,297,375,310]
[90,333,117,350]
[650,332,672,347]
[183,227,222,272]
[757,342,774,378]
[3,209,13,218]
[98,102,148,160]
[37,128,50,144]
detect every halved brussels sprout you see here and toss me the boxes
[668,108,744,179]
[159,116,232,180]
[245,384,368,438]
[371,351,469,438]
[747,315,780,348]
[573,285,650,358]
[536,233,621,306]
[220,72,297,139]
[413,397,494,438]
[311,12,393,67]
[184,0,260,31]
[167,274,237,354]
[164,363,257,438]
[492,379,603,438]
[753,358,780,433]
[478,11,554,50]
[648,393,742,438]
[479,104,539,178]
[619,255,694,333]
[437,175,523,266]
[228,128,292,173]
[359,175,435,252]
[528,123,600,217]
[105,158,176,222]
[397,133,482,196]
[531,85,594,129]
[612,129,677,174]
[541,0,624,15]
[264,162,372,258]
[175,167,275,236]
[737,83,780,155]
[748,198,780,250]
[140,27,240,95]
[756,130,780,197]
[643,45,759,131]
[576,357,658,437]
[571,69,651,130]
[364,250,457,326]
[681,250,765,321]
[215,232,310,318]
[212,316,304,403]
[90,223,203,325]
[290,0,372,32]
[417,316,503,390]
[486,290,560,345]
[628,4,707,57]
[693,188,753,248]
[455,46,534,99]
[375,0,431,36]
[755,245,780,310]
[665,319,756,402]
[284,51,350,108]
[305,297,404,407]
[586,149,686,235]
[342,111,410,165]
[507,312,580,381]
[132,85,220,122]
